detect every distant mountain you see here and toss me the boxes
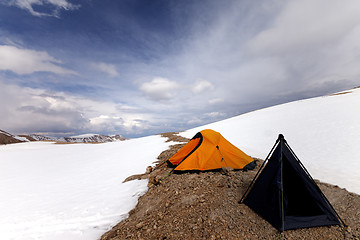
[0,130,30,145]
[0,131,125,145]
[29,133,126,143]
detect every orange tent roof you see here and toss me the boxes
[168,129,253,171]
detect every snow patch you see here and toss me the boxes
[70,133,97,138]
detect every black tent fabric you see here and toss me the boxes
[240,134,343,231]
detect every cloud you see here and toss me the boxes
[0,79,155,136]
[3,0,80,17]
[89,115,123,132]
[191,80,215,94]
[239,0,360,96]
[92,62,119,77]
[248,0,360,56]
[0,80,87,135]
[0,45,77,75]
[89,114,149,135]
[174,0,360,106]
[139,77,180,101]
[187,117,202,125]
[205,112,225,118]
[209,98,224,104]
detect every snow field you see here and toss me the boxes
[0,136,172,240]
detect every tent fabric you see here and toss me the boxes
[168,129,254,171]
[241,134,342,231]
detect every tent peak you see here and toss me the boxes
[278,134,285,141]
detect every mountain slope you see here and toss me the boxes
[29,134,126,143]
[181,87,360,194]
[0,132,126,144]
[0,129,29,144]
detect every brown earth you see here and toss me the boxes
[0,131,23,145]
[102,133,359,240]
[18,135,37,141]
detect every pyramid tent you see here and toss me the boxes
[168,129,255,171]
[240,134,344,231]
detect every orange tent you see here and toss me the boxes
[168,129,254,171]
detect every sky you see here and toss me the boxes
[1,0,360,138]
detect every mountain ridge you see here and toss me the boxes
[0,131,126,145]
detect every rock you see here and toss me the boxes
[220,167,234,175]
[145,166,153,174]
[149,175,162,185]
[135,222,144,229]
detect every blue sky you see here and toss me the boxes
[1,0,360,138]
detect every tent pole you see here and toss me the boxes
[239,137,281,204]
[284,141,347,227]
[280,138,285,232]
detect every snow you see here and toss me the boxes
[180,88,360,194]
[70,134,97,138]
[0,130,11,136]
[0,136,172,240]
[13,135,30,142]
[0,88,359,240]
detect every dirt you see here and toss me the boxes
[101,133,360,240]
[0,132,23,145]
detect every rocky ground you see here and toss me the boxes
[101,133,360,240]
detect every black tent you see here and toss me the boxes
[240,134,344,231]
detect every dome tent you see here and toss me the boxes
[168,129,255,171]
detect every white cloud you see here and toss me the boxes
[139,77,180,101]
[205,112,225,118]
[187,117,202,125]
[209,98,224,104]
[92,62,119,77]
[0,80,86,135]
[89,114,146,132]
[0,45,77,75]
[4,0,80,17]
[89,115,123,132]
[191,80,215,94]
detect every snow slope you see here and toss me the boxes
[180,88,360,194]
[0,136,171,240]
